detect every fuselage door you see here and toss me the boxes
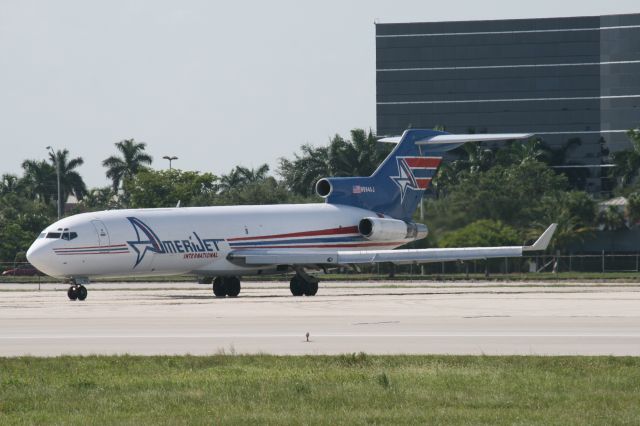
[91,220,111,247]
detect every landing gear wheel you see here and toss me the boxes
[226,277,241,297]
[303,281,318,296]
[213,277,227,297]
[76,285,88,301]
[290,276,304,296]
[67,285,78,301]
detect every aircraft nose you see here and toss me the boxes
[26,241,50,274]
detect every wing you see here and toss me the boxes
[228,224,557,267]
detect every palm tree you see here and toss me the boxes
[80,187,118,211]
[599,206,626,231]
[507,138,549,165]
[21,159,56,204]
[0,174,24,196]
[48,149,87,202]
[532,211,593,252]
[278,144,330,196]
[462,142,495,174]
[327,129,389,177]
[237,164,270,183]
[102,139,153,193]
[626,192,640,227]
[218,164,270,194]
[277,129,389,197]
[611,128,640,188]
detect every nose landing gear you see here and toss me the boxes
[67,278,89,301]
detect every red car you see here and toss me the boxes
[2,264,43,276]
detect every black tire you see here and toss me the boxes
[76,285,88,301]
[226,277,241,297]
[213,277,227,297]
[67,286,78,301]
[290,276,304,296]
[303,280,318,296]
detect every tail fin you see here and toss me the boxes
[318,129,533,221]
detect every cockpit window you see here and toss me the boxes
[46,232,61,239]
[38,233,46,239]
[61,232,78,241]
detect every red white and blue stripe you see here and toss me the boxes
[54,244,130,255]
[227,226,406,250]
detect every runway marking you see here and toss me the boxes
[2,333,640,339]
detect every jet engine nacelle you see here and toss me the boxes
[358,217,428,242]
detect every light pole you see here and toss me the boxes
[46,146,62,219]
[163,155,178,170]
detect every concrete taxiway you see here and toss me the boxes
[1,280,639,356]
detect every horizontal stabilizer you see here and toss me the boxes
[419,133,534,144]
[379,133,534,144]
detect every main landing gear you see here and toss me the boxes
[202,272,319,298]
[290,272,318,296]
[212,276,241,297]
[67,279,88,301]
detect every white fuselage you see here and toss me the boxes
[26,203,413,279]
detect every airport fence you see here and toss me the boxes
[2,253,640,281]
[354,253,640,276]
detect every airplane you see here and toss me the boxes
[26,129,557,301]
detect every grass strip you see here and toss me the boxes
[0,355,639,425]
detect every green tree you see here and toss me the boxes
[216,177,302,206]
[439,220,520,248]
[562,191,597,227]
[21,159,56,204]
[128,169,218,208]
[531,192,595,252]
[218,164,269,194]
[626,193,640,226]
[80,187,119,211]
[427,161,567,232]
[503,138,549,165]
[102,139,153,199]
[598,206,626,231]
[278,129,390,197]
[278,144,330,196]
[0,174,24,196]
[0,192,55,260]
[48,149,87,202]
[611,127,640,188]
[327,129,389,177]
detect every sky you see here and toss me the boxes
[1,0,639,188]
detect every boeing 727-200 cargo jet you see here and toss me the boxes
[26,129,557,300]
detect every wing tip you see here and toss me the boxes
[523,223,557,252]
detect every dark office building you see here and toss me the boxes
[376,13,640,191]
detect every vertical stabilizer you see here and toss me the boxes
[320,129,456,220]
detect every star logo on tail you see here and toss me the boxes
[391,158,419,202]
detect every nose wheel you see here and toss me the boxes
[67,280,88,301]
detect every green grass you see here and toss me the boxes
[1,355,639,425]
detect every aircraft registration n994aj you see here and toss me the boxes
[26,129,557,301]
